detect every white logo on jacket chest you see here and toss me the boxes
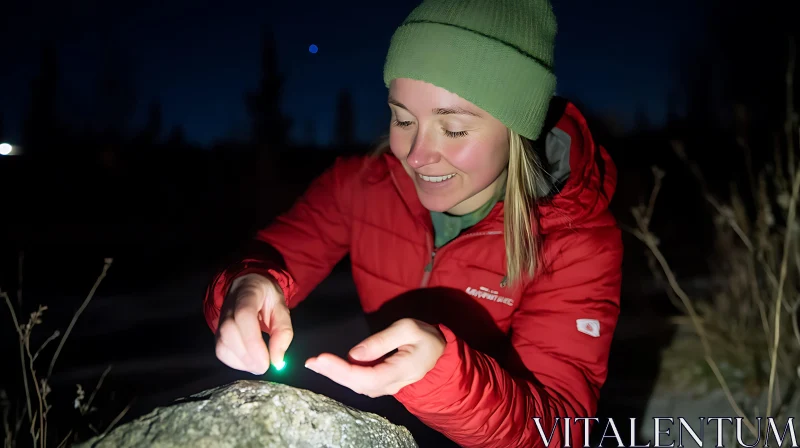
[465,286,514,307]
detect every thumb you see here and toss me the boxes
[349,319,415,361]
[266,303,293,369]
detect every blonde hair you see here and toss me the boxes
[368,129,549,289]
[504,129,550,288]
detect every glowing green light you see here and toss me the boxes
[273,360,286,371]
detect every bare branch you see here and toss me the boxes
[17,251,23,309]
[48,258,113,378]
[32,330,60,363]
[1,291,32,428]
[629,167,761,436]
[103,400,134,436]
[55,430,72,448]
[631,226,759,436]
[642,166,665,227]
[85,365,113,413]
[768,42,800,414]
[2,390,11,448]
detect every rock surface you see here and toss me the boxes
[76,380,418,448]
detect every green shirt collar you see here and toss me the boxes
[430,175,507,249]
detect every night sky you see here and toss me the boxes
[1,0,706,147]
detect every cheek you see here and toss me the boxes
[444,136,507,177]
[389,129,410,159]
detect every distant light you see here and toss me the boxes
[0,143,11,156]
[309,44,318,54]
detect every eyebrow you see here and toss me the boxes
[388,96,482,117]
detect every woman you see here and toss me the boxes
[204,0,623,446]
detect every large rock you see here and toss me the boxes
[76,380,418,448]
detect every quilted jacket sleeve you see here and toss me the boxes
[203,156,363,333]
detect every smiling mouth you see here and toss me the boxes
[417,173,456,183]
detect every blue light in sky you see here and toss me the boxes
[309,44,318,54]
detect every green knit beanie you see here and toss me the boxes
[383,0,557,141]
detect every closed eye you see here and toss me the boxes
[393,119,413,128]
[444,129,468,138]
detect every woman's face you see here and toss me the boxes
[388,78,509,216]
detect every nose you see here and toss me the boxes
[406,134,441,169]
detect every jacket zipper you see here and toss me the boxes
[419,230,502,288]
[388,163,505,287]
[420,232,434,287]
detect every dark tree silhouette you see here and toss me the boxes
[674,43,718,130]
[668,0,799,186]
[94,43,137,141]
[672,0,798,132]
[245,28,291,150]
[334,89,356,147]
[140,100,163,144]
[167,124,186,147]
[221,120,250,144]
[22,43,60,156]
[708,0,796,128]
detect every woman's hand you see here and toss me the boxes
[305,318,446,397]
[215,273,294,375]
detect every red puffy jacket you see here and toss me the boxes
[204,100,623,448]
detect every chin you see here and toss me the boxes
[416,190,461,213]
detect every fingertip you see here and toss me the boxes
[312,353,338,368]
[349,345,366,360]
[256,355,271,374]
[270,352,286,371]
[247,354,270,375]
[268,334,292,368]
[273,359,286,371]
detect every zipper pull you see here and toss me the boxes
[424,251,436,272]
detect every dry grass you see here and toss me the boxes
[626,37,799,440]
[1,257,131,448]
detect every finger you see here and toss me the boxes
[217,320,254,369]
[234,308,271,374]
[349,319,417,361]
[215,341,249,371]
[267,304,294,368]
[306,354,384,396]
